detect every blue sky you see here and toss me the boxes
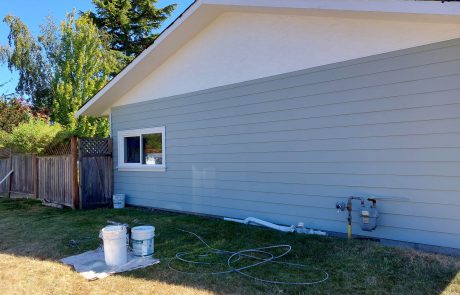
[0,0,193,96]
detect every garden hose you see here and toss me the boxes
[168,229,329,286]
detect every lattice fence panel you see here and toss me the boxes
[42,142,71,156]
[79,138,112,157]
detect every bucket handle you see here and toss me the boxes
[99,224,130,247]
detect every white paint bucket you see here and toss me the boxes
[113,194,125,209]
[101,225,128,266]
[131,226,155,256]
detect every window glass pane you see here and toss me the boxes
[124,136,140,163]
[143,133,162,165]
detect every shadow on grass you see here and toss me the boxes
[0,197,458,295]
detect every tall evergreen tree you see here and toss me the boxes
[88,0,176,59]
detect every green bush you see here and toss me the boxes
[0,130,7,148]
[0,118,63,154]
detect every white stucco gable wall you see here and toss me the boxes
[113,11,460,107]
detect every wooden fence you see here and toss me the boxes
[37,155,73,207]
[79,138,113,209]
[0,153,36,197]
[11,154,35,196]
[0,155,11,194]
[0,137,113,209]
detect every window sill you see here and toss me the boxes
[117,166,166,172]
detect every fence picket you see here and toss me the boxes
[37,155,73,207]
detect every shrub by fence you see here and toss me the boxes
[0,137,112,209]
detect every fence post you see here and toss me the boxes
[70,137,79,209]
[7,148,12,198]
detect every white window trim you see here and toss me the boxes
[117,126,166,172]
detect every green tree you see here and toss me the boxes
[0,16,53,110]
[0,13,119,137]
[88,0,175,59]
[52,13,118,137]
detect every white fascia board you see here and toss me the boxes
[204,0,460,16]
[77,0,460,117]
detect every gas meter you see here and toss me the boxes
[336,197,378,239]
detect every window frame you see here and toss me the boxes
[117,126,166,172]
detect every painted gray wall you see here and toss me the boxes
[111,38,460,249]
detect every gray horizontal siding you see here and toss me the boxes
[114,181,460,220]
[124,197,460,249]
[120,194,460,236]
[114,172,460,195]
[111,38,460,249]
[114,175,460,206]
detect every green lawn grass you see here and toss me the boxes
[0,198,458,295]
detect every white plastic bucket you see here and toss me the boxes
[101,225,128,266]
[113,194,125,209]
[131,226,155,256]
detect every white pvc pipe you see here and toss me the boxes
[245,217,296,232]
[224,217,295,232]
[306,229,328,236]
[224,216,327,236]
[223,217,246,224]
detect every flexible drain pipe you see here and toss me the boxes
[224,217,326,236]
[224,217,296,232]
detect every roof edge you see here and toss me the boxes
[203,0,460,16]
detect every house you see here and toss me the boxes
[77,0,460,253]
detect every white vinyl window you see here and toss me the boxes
[117,127,166,172]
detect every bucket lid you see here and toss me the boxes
[131,225,155,240]
[101,225,127,239]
